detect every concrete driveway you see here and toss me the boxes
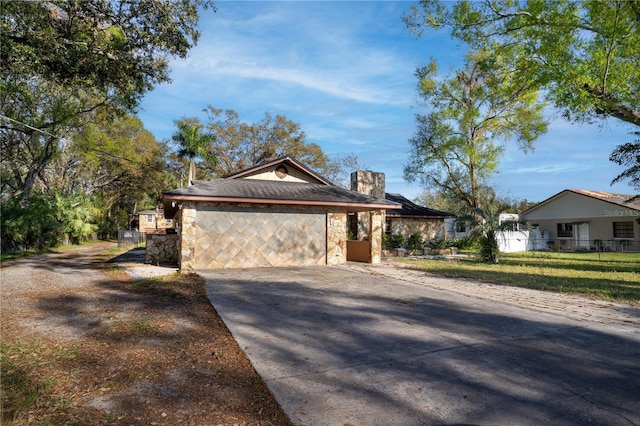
[201,262,640,426]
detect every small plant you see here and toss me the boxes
[406,233,424,250]
[452,235,479,250]
[427,237,451,250]
[389,234,405,249]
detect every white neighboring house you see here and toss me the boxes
[522,189,639,252]
[445,213,548,253]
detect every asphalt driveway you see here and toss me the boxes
[201,263,640,426]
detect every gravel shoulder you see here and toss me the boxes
[1,242,291,425]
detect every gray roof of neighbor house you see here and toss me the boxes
[163,179,400,217]
[385,193,455,218]
[523,189,640,215]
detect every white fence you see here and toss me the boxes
[496,231,639,253]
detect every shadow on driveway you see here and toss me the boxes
[201,266,640,426]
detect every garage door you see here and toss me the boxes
[195,205,327,269]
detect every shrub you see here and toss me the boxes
[406,233,424,250]
[427,237,451,250]
[388,234,405,249]
[452,235,480,250]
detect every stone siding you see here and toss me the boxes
[146,233,179,265]
[351,171,386,241]
[327,210,347,265]
[180,202,197,272]
[389,218,446,243]
[370,210,383,263]
[192,202,330,269]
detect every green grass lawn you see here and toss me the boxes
[397,251,640,305]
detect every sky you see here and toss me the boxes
[137,1,636,203]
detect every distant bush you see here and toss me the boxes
[427,237,452,250]
[406,233,424,250]
[452,235,480,250]
[387,234,405,249]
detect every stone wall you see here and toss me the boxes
[389,217,446,243]
[351,171,386,241]
[327,210,347,265]
[146,232,179,265]
[180,202,197,272]
[194,203,327,269]
[370,210,383,263]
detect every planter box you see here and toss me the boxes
[392,248,407,257]
[426,247,457,255]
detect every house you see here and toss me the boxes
[162,158,400,271]
[348,171,455,245]
[136,209,174,234]
[522,189,640,251]
[384,193,455,242]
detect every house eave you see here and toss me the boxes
[163,194,400,217]
[386,213,456,219]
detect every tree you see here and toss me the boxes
[0,0,214,201]
[404,53,547,212]
[458,199,525,263]
[201,106,360,185]
[404,0,640,193]
[172,120,217,183]
[404,0,640,128]
[68,113,171,233]
[610,132,640,202]
[1,111,172,246]
[1,0,214,111]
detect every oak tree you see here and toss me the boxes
[201,106,361,185]
[0,0,214,201]
[404,52,547,212]
[404,0,640,127]
[404,0,640,193]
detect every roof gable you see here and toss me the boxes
[523,189,640,220]
[224,157,332,185]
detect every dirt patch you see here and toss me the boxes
[1,243,292,425]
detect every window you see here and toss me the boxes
[613,221,634,239]
[348,213,358,240]
[557,223,573,238]
[146,214,154,223]
[455,222,467,233]
[384,218,392,238]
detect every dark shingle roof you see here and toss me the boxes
[163,179,400,216]
[385,193,455,218]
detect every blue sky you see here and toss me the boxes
[137,1,635,203]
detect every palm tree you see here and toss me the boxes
[459,199,528,263]
[171,120,217,184]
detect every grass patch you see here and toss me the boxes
[398,251,640,305]
[0,248,54,262]
[0,340,84,423]
[1,240,116,262]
